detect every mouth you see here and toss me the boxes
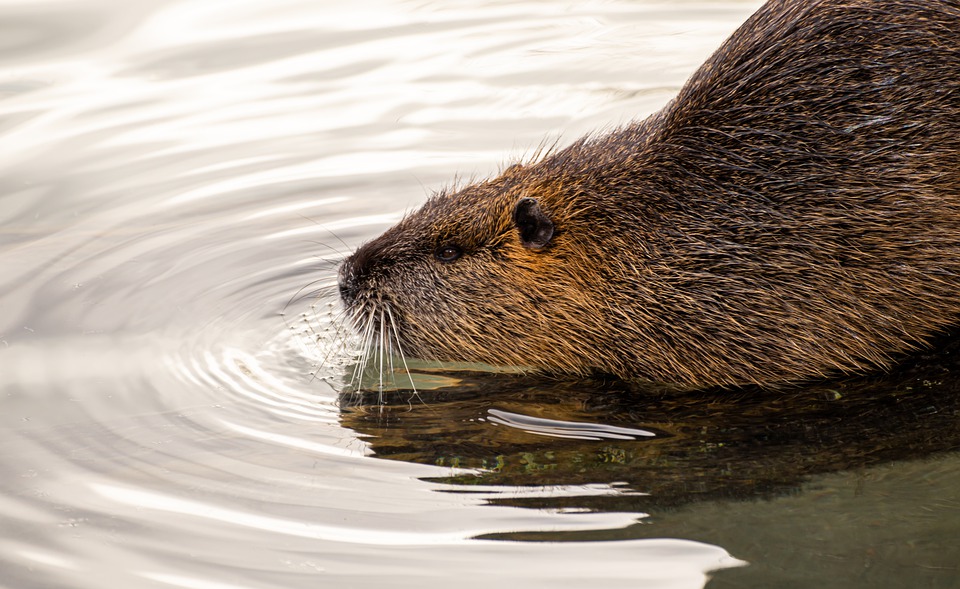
[343,297,379,331]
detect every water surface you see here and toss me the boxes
[1,1,958,588]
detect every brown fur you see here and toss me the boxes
[338,0,960,387]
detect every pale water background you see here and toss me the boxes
[1,1,959,588]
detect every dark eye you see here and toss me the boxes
[434,244,463,263]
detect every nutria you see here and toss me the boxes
[337,0,960,388]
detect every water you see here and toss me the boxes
[1,1,958,588]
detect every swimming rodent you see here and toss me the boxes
[337,0,960,388]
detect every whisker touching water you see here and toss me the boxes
[318,294,424,405]
[386,306,419,402]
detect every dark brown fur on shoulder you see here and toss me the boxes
[338,0,960,388]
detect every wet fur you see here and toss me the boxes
[339,0,960,387]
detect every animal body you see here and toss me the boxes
[338,0,960,387]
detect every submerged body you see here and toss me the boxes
[338,0,960,387]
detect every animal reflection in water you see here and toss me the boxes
[339,336,960,513]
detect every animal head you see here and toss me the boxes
[337,160,620,377]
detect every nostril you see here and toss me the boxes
[339,241,380,305]
[338,272,355,304]
[338,259,359,304]
[338,278,356,302]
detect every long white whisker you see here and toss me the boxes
[387,321,395,390]
[348,313,366,389]
[386,307,421,407]
[351,306,377,391]
[378,308,386,404]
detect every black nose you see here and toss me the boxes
[338,239,385,305]
[338,259,358,304]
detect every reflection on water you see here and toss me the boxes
[343,341,960,510]
[0,0,957,588]
[340,341,960,585]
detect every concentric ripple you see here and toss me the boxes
[10,1,960,588]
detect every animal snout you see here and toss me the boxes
[338,259,359,304]
[338,240,386,305]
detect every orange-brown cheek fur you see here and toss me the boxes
[385,238,599,373]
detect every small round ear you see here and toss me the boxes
[513,198,554,250]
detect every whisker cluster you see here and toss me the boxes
[284,239,421,402]
[340,297,420,405]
